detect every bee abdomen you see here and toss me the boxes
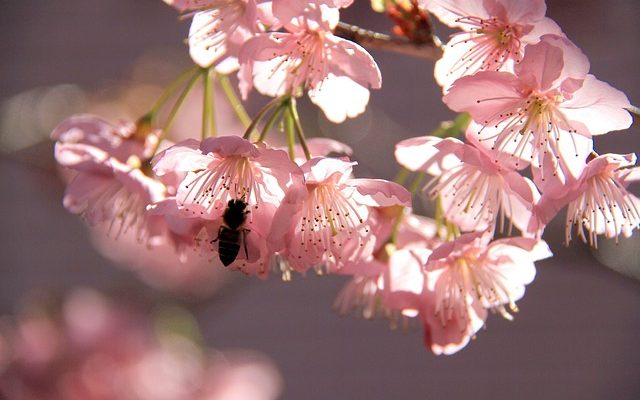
[218,228,241,267]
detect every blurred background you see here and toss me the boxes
[1,0,640,399]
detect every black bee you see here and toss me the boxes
[212,197,250,266]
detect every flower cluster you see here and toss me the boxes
[337,0,635,355]
[0,289,282,400]
[52,115,410,279]
[47,0,637,358]
[164,0,381,122]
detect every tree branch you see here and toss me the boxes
[334,22,443,61]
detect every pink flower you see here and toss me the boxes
[163,0,263,69]
[269,157,411,273]
[423,232,551,355]
[395,135,539,234]
[238,2,381,123]
[532,153,640,247]
[152,135,304,276]
[422,0,562,90]
[333,213,440,322]
[52,114,152,162]
[443,34,632,182]
[52,115,168,244]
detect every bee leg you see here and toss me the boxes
[210,226,224,243]
[242,229,251,259]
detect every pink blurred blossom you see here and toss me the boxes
[0,289,282,400]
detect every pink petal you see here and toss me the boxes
[63,173,115,217]
[200,136,260,157]
[308,75,371,123]
[324,35,382,90]
[443,71,524,123]
[267,184,307,252]
[560,74,632,136]
[521,17,564,42]
[515,35,589,91]
[426,231,485,269]
[420,0,492,28]
[433,38,511,92]
[423,286,486,355]
[387,248,428,294]
[305,138,353,157]
[302,157,355,184]
[188,10,230,68]
[349,178,411,208]
[54,141,110,171]
[162,0,218,12]
[501,171,539,232]
[272,0,336,30]
[496,0,546,25]
[152,139,209,176]
[490,237,553,263]
[394,136,460,175]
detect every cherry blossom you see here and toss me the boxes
[52,115,170,245]
[395,135,538,234]
[333,213,440,323]
[443,34,632,183]
[422,0,563,91]
[532,153,640,246]
[163,0,264,69]
[424,232,551,354]
[152,135,304,276]
[238,2,381,123]
[269,157,410,273]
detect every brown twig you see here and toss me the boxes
[334,21,443,61]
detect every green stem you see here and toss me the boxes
[394,167,410,185]
[151,71,201,155]
[284,110,296,161]
[243,96,287,140]
[149,66,199,120]
[209,73,217,137]
[408,172,425,195]
[164,72,201,133]
[445,221,460,241]
[259,104,285,142]
[201,68,211,140]
[288,98,311,160]
[218,73,252,128]
[434,196,460,240]
[388,207,405,245]
[434,196,444,239]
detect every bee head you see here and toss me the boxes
[227,198,248,211]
